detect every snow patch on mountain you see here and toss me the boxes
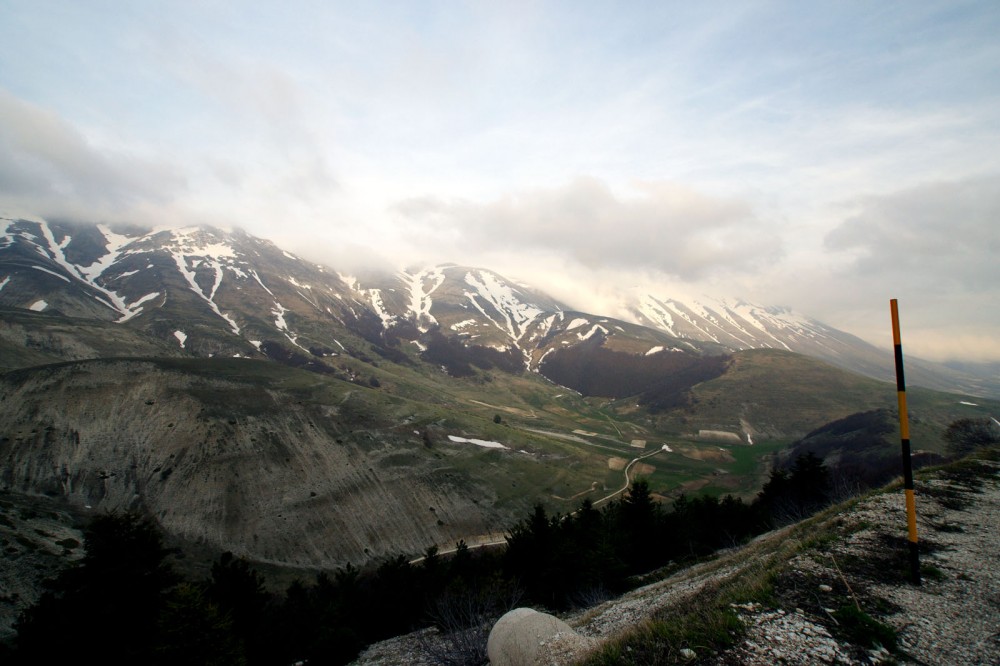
[169,227,238,259]
[447,435,508,450]
[273,302,289,331]
[0,219,13,248]
[566,318,589,331]
[401,267,445,331]
[29,299,47,311]
[578,324,608,341]
[171,251,241,335]
[724,301,794,350]
[272,301,308,351]
[31,265,71,283]
[174,330,187,348]
[646,346,664,356]
[364,289,396,328]
[337,273,358,291]
[36,223,118,312]
[536,315,556,338]
[626,288,855,358]
[536,348,555,369]
[119,292,161,322]
[79,224,133,281]
[20,221,200,322]
[250,270,275,296]
[462,270,543,341]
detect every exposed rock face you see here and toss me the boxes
[0,359,510,568]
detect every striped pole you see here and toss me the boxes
[890,299,920,585]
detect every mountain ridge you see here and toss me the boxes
[2,214,998,579]
[2,216,991,398]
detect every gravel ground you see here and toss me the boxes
[843,461,1000,665]
[354,455,1000,665]
[715,457,1000,665]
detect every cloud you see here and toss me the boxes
[391,177,782,281]
[0,89,186,221]
[825,176,1000,292]
[805,176,1000,361]
[139,27,339,205]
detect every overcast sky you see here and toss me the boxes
[1,1,998,361]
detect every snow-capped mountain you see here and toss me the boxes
[624,292,891,377]
[0,217,380,367]
[350,264,730,376]
[353,264,564,346]
[1,217,991,397]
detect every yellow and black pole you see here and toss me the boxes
[890,299,920,585]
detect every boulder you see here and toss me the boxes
[487,607,595,666]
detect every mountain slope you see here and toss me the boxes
[0,218,387,366]
[624,290,994,398]
[353,450,1000,665]
[0,357,612,569]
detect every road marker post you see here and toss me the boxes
[890,299,921,585]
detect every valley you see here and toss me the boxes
[1,217,997,581]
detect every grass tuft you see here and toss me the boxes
[831,604,898,651]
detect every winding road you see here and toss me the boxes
[409,443,671,563]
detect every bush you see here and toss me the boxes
[943,418,1000,456]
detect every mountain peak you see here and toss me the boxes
[2,216,993,397]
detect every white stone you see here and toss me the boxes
[487,608,594,666]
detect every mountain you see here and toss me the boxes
[0,217,377,366]
[1,216,996,574]
[0,356,572,570]
[2,216,990,397]
[0,217,730,392]
[623,290,996,398]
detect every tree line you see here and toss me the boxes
[0,452,844,665]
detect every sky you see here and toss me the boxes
[1,1,999,362]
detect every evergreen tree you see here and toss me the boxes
[206,552,269,664]
[13,512,176,665]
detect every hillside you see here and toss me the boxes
[1,345,995,574]
[0,356,610,569]
[355,449,1000,665]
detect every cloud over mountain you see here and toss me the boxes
[0,90,186,220]
[393,177,782,281]
[826,176,1000,292]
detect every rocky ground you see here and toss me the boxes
[0,493,85,641]
[354,451,1000,665]
[716,454,1000,665]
